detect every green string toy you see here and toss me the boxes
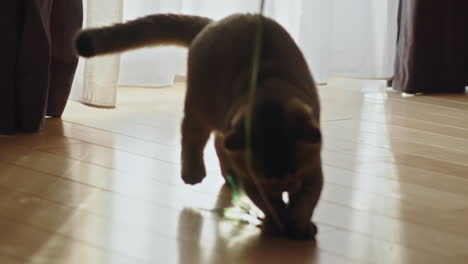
[214,0,284,232]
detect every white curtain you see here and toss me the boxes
[71,0,399,107]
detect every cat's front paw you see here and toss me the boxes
[181,161,206,185]
[259,218,285,238]
[286,221,317,240]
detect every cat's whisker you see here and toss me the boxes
[282,191,290,204]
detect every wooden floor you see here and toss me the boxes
[1,78,468,264]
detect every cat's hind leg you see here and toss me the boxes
[181,117,211,185]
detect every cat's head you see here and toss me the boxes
[224,99,322,195]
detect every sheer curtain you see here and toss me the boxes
[71,0,399,107]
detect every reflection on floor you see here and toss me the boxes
[1,78,467,264]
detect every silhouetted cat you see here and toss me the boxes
[75,13,323,240]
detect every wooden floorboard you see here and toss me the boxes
[1,78,467,263]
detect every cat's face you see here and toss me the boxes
[224,100,321,195]
[226,143,321,195]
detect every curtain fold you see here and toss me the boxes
[73,0,399,108]
[0,0,82,134]
[393,0,468,94]
[82,1,123,107]
[328,0,398,79]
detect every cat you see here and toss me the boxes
[75,13,323,240]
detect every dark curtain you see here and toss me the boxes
[0,0,83,134]
[393,0,468,94]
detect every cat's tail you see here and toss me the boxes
[75,14,212,58]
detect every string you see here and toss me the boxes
[213,0,283,232]
[244,0,284,231]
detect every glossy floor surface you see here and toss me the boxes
[1,78,468,264]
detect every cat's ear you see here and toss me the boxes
[224,127,246,150]
[224,109,247,151]
[287,99,322,143]
[299,121,322,143]
[224,117,248,150]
